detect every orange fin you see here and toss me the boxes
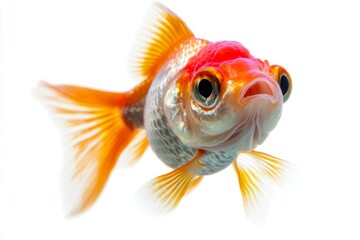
[118,130,149,168]
[187,175,203,195]
[139,152,203,212]
[34,82,147,216]
[129,2,194,79]
[233,151,289,222]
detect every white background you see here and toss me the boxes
[1,0,360,239]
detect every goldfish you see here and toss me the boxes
[35,2,292,217]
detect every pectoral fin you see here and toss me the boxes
[233,151,289,221]
[139,152,203,212]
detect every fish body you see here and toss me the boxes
[35,2,292,217]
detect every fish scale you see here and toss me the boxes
[142,38,208,169]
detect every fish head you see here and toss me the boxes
[164,41,292,152]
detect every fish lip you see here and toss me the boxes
[239,78,278,104]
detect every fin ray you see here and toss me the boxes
[118,130,149,167]
[35,82,147,216]
[139,153,203,212]
[233,151,289,222]
[129,2,194,79]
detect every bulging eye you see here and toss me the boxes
[269,65,292,103]
[279,74,290,96]
[278,72,292,102]
[197,78,213,99]
[192,68,222,108]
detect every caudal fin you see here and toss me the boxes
[35,82,148,216]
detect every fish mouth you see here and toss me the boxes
[239,78,278,104]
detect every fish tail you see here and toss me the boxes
[34,82,148,216]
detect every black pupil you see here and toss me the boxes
[198,79,213,98]
[280,75,289,96]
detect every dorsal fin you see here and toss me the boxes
[129,2,195,79]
